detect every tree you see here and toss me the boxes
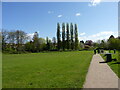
[7,31,16,50]
[99,40,107,49]
[8,30,28,52]
[38,38,46,51]
[2,30,28,53]
[15,30,28,52]
[66,23,70,50]
[108,38,120,50]
[62,23,65,50]
[39,38,46,44]
[109,35,115,39]
[19,30,28,44]
[74,24,79,50]
[93,42,99,48]
[2,30,8,51]
[57,23,61,50]
[48,39,52,50]
[33,32,40,52]
[70,23,74,50]
[46,37,52,50]
[46,37,49,49]
[15,30,20,51]
[52,37,56,49]
[116,39,120,50]
[25,41,33,52]
[107,35,115,42]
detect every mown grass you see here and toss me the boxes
[101,51,120,78]
[3,51,93,88]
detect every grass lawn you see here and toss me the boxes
[3,51,93,88]
[101,51,120,78]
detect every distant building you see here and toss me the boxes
[85,40,93,46]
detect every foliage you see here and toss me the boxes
[70,23,74,50]
[66,23,70,50]
[2,25,119,54]
[74,24,79,50]
[2,30,28,53]
[108,38,120,50]
[62,23,65,51]
[33,32,40,52]
[92,36,120,50]
[57,23,61,50]
[52,37,56,50]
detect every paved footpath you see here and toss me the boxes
[83,54,119,88]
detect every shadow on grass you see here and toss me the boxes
[99,61,120,64]
[99,58,117,64]
[110,62,120,64]
[99,61,107,63]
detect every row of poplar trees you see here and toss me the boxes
[57,23,79,51]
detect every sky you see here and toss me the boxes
[2,1,118,42]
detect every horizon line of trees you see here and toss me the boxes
[1,22,79,53]
[93,35,120,50]
[1,23,120,54]
[1,30,57,53]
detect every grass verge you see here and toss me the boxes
[101,51,120,78]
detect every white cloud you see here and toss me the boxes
[76,13,81,16]
[58,15,63,18]
[90,31,114,37]
[80,32,86,36]
[79,31,118,42]
[48,11,54,14]
[88,0,101,7]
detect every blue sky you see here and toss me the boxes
[2,1,118,41]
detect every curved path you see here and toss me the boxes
[83,54,119,88]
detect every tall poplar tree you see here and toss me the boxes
[74,24,79,50]
[70,23,74,50]
[62,23,65,50]
[57,23,61,50]
[66,23,70,50]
